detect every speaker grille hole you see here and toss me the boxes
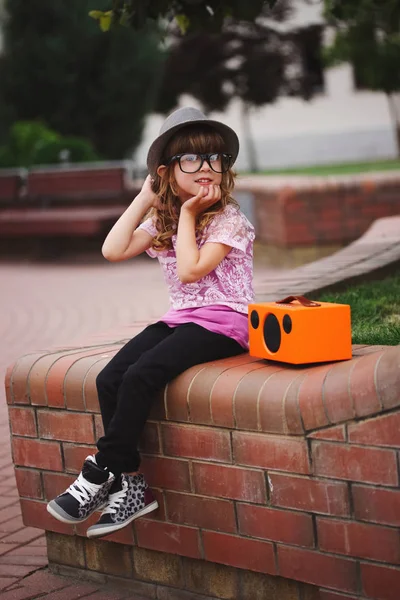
[263,313,281,353]
[250,310,259,329]
[283,314,292,334]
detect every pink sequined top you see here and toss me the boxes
[138,204,255,348]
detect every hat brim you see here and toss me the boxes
[146,119,239,176]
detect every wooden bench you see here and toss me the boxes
[26,163,135,205]
[0,163,139,238]
[0,168,26,203]
[6,322,400,600]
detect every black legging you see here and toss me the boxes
[95,321,244,474]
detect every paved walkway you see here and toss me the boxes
[1,216,399,599]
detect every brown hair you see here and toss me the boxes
[147,124,238,252]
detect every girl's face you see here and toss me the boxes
[173,156,222,203]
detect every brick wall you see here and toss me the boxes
[237,174,400,249]
[6,330,400,600]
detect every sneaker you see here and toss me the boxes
[46,455,115,524]
[86,473,158,538]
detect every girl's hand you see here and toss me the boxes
[138,175,163,210]
[182,185,221,217]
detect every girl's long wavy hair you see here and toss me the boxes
[147,124,238,252]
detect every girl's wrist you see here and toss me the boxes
[180,204,196,218]
[135,190,155,211]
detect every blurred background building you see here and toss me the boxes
[0,0,398,173]
[134,1,398,172]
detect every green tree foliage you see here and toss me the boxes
[324,0,400,153]
[90,0,278,34]
[153,4,324,170]
[0,121,99,168]
[0,0,165,159]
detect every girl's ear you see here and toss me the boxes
[157,165,167,178]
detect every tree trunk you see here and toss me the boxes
[386,93,400,157]
[241,102,259,173]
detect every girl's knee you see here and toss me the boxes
[96,365,118,395]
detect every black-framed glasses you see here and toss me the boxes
[165,153,232,174]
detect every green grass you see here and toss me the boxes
[245,158,400,177]
[315,273,400,346]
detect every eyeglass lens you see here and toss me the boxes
[179,153,230,173]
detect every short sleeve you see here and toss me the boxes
[137,217,158,258]
[203,206,255,254]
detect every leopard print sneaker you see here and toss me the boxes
[86,473,158,538]
[47,455,115,524]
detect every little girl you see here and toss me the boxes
[47,106,255,538]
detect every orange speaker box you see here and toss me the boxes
[248,295,352,364]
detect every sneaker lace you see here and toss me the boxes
[102,481,128,515]
[67,473,104,505]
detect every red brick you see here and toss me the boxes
[277,545,358,593]
[0,505,23,524]
[45,349,114,408]
[349,351,383,417]
[269,473,350,516]
[283,372,307,434]
[8,569,71,595]
[262,370,307,434]
[64,349,120,411]
[28,352,68,407]
[186,364,222,425]
[8,407,37,437]
[210,361,264,427]
[0,564,39,578]
[19,499,71,535]
[297,365,331,430]
[12,438,63,471]
[5,363,14,405]
[83,356,110,412]
[233,431,310,474]
[94,413,104,440]
[234,366,282,431]
[40,583,101,599]
[188,355,255,425]
[11,352,47,405]
[203,530,276,575]
[193,462,266,503]
[361,562,400,600]
[237,503,314,547]
[165,364,205,422]
[353,484,400,526]
[312,441,398,486]
[141,455,191,492]
[165,491,236,533]
[38,411,95,444]
[63,444,97,473]
[348,412,400,447]
[135,519,201,559]
[102,523,135,546]
[138,421,161,455]
[322,360,356,424]
[318,517,400,563]
[0,496,16,510]
[1,526,43,544]
[145,487,166,521]
[0,515,24,534]
[161,423,231,462]
[375,347,400,411]
[319,592,360,600]
[43,472,75,501]
[308,425,346,441]
[14,468,43,499]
